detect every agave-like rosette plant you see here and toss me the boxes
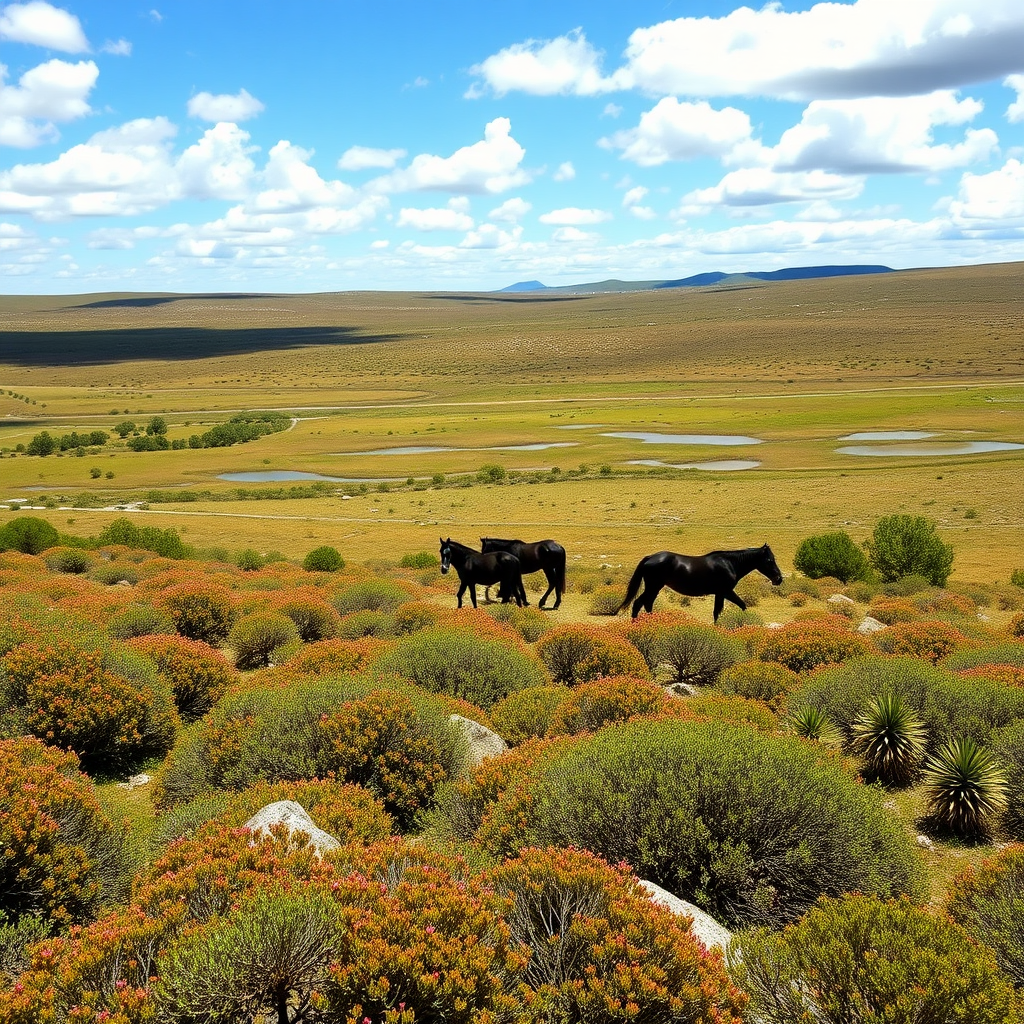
[924,737,1008,839]
[851,692,927,786]
[789,704,838,743]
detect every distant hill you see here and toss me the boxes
[497,265,894,295]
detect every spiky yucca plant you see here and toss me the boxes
[924,737,1008,839]
[851,692,927,786]
[790,705,838,743]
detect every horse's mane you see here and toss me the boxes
[444,538,478,553]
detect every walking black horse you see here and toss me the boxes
[617,543,784,621]
[481,537,566,609]
[439,537,526,609]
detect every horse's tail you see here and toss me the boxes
[616,557,647,615]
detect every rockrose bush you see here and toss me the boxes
[714,660,799,710]
[106,603,176,640]
[332,578,413,615]
[490,686,569,745]
[127,634,236,721]
[536,623,650,685]
[277,597,340,641]
[496,718,924,927]
[228,612,299,669]
[280,636,389,676]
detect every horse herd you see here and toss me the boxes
[438,536,784,621]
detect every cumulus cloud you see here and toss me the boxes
[602,102,622,118]
[538,206,611,226]
[460,223,521,249]
[622,185,656,220]
[101,38,131,56]
[601,98,754,166]
[551,226,596,242]
[338,145,406,171]
[0,58,97,147]
[1007,74,1024,122]
[369,118,529,194]
[553,161,575,181]
[0,1,88,52]
[175,121,257,200]
[488,196,530,222]
[948,158,1024,230]
[677,168,865,216]
[397,199,474,231]
[187,88,265,122]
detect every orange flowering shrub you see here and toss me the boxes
[874,620,975,663]
[869,597,921,624]
[715,660,799,710]
[281,636,390,675]
[490,686,569,744]
[753,620,870,672]
[536,623,650,685]
[277,597,340,642]
[549,675,669,736]
[957,664,1024,687]
[159,583,235,644]
[0,738,124,930]
[1007,612,1024,639]
[616,611,695,671]
[126,635,236,720]
[685,693,778,733]
[392,599,444,635]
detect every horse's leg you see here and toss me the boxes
[518,576,529,607]
[725,589,747,611]
[643,584,662,614]
[538,570,555,609]
[469,583,478,609]
[713,594,726,621]
[457,582,467,608]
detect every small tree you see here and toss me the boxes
[25,431,56,456]
[866,514,954,585]
[302,545,344,572]
[0,515,59,554]
[794,531,870,582]
[113,419,136,437]
[146,416,168,436]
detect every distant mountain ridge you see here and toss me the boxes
[498,265,894,294]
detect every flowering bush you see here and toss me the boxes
[160,583,235,644]
[549,675,669,736]
[277,597,339,642]
[715,660,799,710]
[619,612,695,671]
[43,547,93,574]
[281,637,389,676]
[335,608,396,639]
[391,600,444,635]
[228,612,299,669]
[753,619,870,672]
[332,579,413,615]
[106,603,176,640]
[485,601,553,642]
[874,620,975,663]
[869,597,922,624]
[490,686,568,745]
[127,634,236,720]
[686,693,779,732]
[536,624,650,685]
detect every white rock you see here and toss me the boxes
[857,616,887,635]
[118,772,151,790]
[916,834,935,851]
[664,682,699,699]
[243,800,341,854]
[827,593,856,606]
[765,622,783,629]
[450,714,507,765]
[638,880,733,950]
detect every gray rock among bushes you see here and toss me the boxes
[638,879,733,950]
[451,714,507,764]
[243,800,341,854]
[857,616,887,635]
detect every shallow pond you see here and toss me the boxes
[628,459,761,471]
[334,442,579,455]
[603,431,762,445]
[838,431,937,441]
[219,471,378,483]
[836,441,1024,457]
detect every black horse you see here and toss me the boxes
[439,537,526,609]
[481,537,566,609]
[617,543,784,621]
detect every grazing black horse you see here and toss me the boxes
[439,537,526,609]
[481,537,566,609]
[617,543,784,621]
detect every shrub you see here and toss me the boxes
[332,579,412,615]
[1008,612,1024,639]
[882,572,934,596]
[107,603,176,640]
[0,516,59,554]
[96,518,188,559]
[789,705,839,743]
[866,514,954,586]
[301,545,344,572]
[510,719,924,927]
[851,692,927,786]
[794,531,871,582]
[234,548,264,571]
[715,660,798,710]
[991,721,1024,840]
[754,619,870,672]
[229,613,299,670]
[89,562,141,586]
[485,602,552,642]
[127,635,235,721]
[0,738,125,929]
[278,598,339,642]
[869,596,921,624]
[490,686,568,745]
[947,846,1024,987]
[875,620,975,663]
[686,693,778,732]
[656,623,742,686]
[282,637,387,676]
[536,623,650,685]
[619,612,691,671]
[399,550,439,568]
[588,586,623,615]
[923,737,1007,839]
[943,643,1024,671]
[730,893,1017,1024]
[549,675,669,735]
[716,607,763,630]
[335,608,395,639]
[161,583,235,644]
[43,547,92,574]
[392,600,443,635]
[372,625,548,709]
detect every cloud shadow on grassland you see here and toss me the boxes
[70,294,273,310]
[0,325,403,367]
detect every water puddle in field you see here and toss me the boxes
[219,471,378,483]
[836,442,1024,457]
[838,431,938,441]
[334,442,579,455]
[603,431,762,445]
[628,459,761,471]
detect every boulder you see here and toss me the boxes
[664,682,699,699]
[827,593,856,606]
[857,616,887,635]
[243,800,341,854]
[451,714,507,765]
[638,879,733,951]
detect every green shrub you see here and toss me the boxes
[490,686,568,745]
[866,514,954,586]
[794,531,871,582]
[278,598,339,642]
[1011,568,1024,590]
[947,846,1024,987]
[923,737,1008,839]
[332,579,412,614]
[715,660,798,710]
[229,613,299,670]
[0,914,48,984]
[391,600,443,635]
[43,547,92,574]
[536,624,650,685]
[301,545,344,572]
[399,550,439,569]
[730,893,1017,1024]
[943,643,1024,671]
[550,676,670,735]
[234,548,264,571]
[716,606,764,630]
[851,692,927,786]
[161,584,235,644]
[687,693,778,732]
[335,609,395,639]
[587,586,623,616]
[788,704,839,743]
[476,463,506,483]
[127,635,236,721]
[485,602,552,642]
[373,625,548,709]
[991,720,1024,840]
[655,623,742,686]
[0,516,58,554]
[882,572,934,596]
[506,718,924,927]
[96,518,188,559]
[107,603,176,640]
[0,738,126,929]
[89,562,141,586]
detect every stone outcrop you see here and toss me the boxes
[638,879,733,951]
[451,714,507,764]
[243,800,341,854]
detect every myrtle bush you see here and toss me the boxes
[0,516,59,554]
[160,583,235,644]
[106,603,176,640]
[43,547,92,574]
[715,660,799,710]
[866,514,954,585]
[278,597,339,642]
[0,738,125,929]
[228,612,299,670]
[503,718,924,927]
[752,618,870,672]
[372,625,548,709]
[490,685,569,745]
[794,531,871,582]
[97,518,188,559]
[301,545,344,572]
[127,634,236,721]
[730,893,1017,1024]
[234,548,264,571]
[332,578,412,615]
[789,655,1024,752]
[536,623,650,685]
[947,846,1024,987]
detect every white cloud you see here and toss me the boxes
[460,223,521,249]
[1007,75,1024,123]
[948,158,1024,230]
[0,1,88,52]
[553,161,576,181]
[622,186,656,220]
[539,206,611,226]
[101,38,131,56]
[397,201,474,232]
[622,186,648,207]
[0,58,97,147]
[677,168,864,216]
[369,238,389,249]
[489,196,530,222]
[602,102,622,118]
[338,145,406,171]
[551,226,596,242]
[601,98,754,166]
[86,225,160,249]
[175,121,257,200]
[370,118,529,194]
[187,88,265,122]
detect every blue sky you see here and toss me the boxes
[1,0,1022,292]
